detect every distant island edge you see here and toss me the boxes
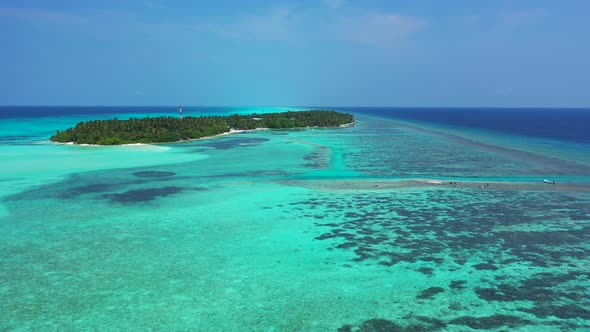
[50,110,355,145]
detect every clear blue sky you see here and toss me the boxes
[1,0,589,107]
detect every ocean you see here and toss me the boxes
[1,106,589,331]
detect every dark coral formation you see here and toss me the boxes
[476,271,590,303]
[417,287,444,300]
[299,190,590,271]
[288,189,590,328]
[63,183,119,197]
[339,317,448,332]
[449,280,467,290]
[417,267,434,277]
[195,137,269,150]
[103,186,184,203]
[518,304,590,319]
[302,146,331,169]
[133,171,176,178]
[448,315,532,330]
[473,262,498,271]
[356,319,403,332]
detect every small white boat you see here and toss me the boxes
[543,179,556,184]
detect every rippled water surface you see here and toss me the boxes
[1,107,589,331]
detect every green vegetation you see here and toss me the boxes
[50,110,354,145]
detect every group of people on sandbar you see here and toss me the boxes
[447,181,490,189]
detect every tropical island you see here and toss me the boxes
[50,110,354,145]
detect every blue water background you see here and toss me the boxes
[1,106,589,144]
[344,107,590,144]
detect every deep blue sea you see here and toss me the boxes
[347,107,590,143]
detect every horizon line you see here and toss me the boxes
[1,105,590,110]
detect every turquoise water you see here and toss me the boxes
[1,108,589,331]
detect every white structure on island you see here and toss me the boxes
[179,105,183,119]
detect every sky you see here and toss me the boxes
[1,0,589,107]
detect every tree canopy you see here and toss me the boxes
[50,110,354,145]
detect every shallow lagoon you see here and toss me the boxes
[1,108,589,331]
